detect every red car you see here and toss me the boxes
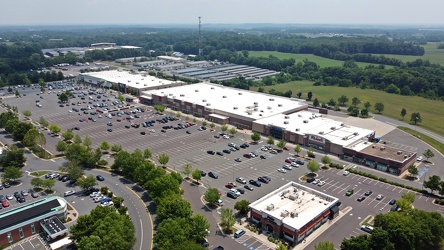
[225,182,237,188]
[2,199,9,207]
[258,176,270,184]
[283,146,290,151]
[285,158,292,163]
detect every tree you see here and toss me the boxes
[143,148,152,159]
[157,153,170,168]
[175,112,181,118]
[374,102,385,114]
[22,110,32,119]
[154,218,191,250]
[251,132,261,142]
[360,109,369,117]
[220,208,236,232]
[321,155,331,166]
[277,139,286,150]
[153,104,165,114]
[41,179,56,191]
[424,175,441,193]
[423,149,435,161]
[202,120,207,127]
[39,116,49,128]
[156,195,192,222]
[83,136,92,149]
[2,166,23,182]
[73,134,82,144]
[267,136,275,146]
[118,94,125,102]
[2,147,26,168]
[62,129,74,141]
[48,124,61,135]
[56,140,67,152]
[181,163,193,179]
[307,91,313,101]
[400,108,407,120]
[294,144,301,156]
[229,128,237,136]
[192,169,202,183]
[410,112,422,125]
[315,241,335,250]
[351,97,361,107]
[401,192,415,204]
[189,213,210,242]
[313,98,320,107]
[407,165,418,178]
[338,95,349,106]
[185,116,189,122]
[23,128,40,147]
[221,124,228,133]
[364,101,372,110]
[111,144,122,153]
[327,98,336,107]
[15,89,20,97]
[210,122,215,130]
[59,93,68,103]
[31,178,43,189]
[146,174,180,201]
[275,242,287,250]
[234,200,251,214]
[307,160,320,173]
[368,228,395,250]
[76,175,97,190]
[347,106,359,116]
[0,111,18,128]
[204,188,220,205]
[100,141,110,152]
[59,161,85,181]
[340,235,369,250]
[297,92,302,98]
[70,206,136,250]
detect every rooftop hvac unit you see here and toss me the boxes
[298,114,302,117]
[353,132,359,135]
[238,92,243,95]
[281,210,289,217]
[254,108,258,111]
[295,128,300,131]
[233,107,238,110]
[180,94,185,97]
[269,98,275,101]
[247,111,252,115]
[284,121,289,124]
[206,103,211,106]
[278,104,283,107]
[259,114,262,116]
[128,80,131,82]
[266,204,275,211]
[290,212,296,218]
[211,87,214,89]
[341,123,345,126]
[303,120,308,123]
[202,99,207,102]
[319,131,324,134]
[397,151,402,155]
[223,95,227,98]
[342,137,348,140]
[331,127,336,130]
[195,89,199,92]
[289,194,298,200]
[136,82,139,84]
[404,155,408,158]
[141,78,144,80]
[268,106,272,109]
[144,84,147,86]
[285,116,289,119]
[169,93,173,96]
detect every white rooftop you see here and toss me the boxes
[143,82,307,120]
[249,182,338,231]
[255,111,375,146]
[79,70,177,89]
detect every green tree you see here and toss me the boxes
[294,144,302,156]
[407,165,418,178]
[118,94,125,102]
[181,163,193,179]
[267,135,275,146]
[31,178,43,189]
[146,174,180,201]
[175,112,181,118]
[424,175,441,193]
[229,128,237,136]
[368,228,394,250]
[277,139,286,150]
[423,149,435,161]
[307,91,313,101]
[48,124,61,135]
[351,97,361,107]
[374,102,385,114]
[100,141,110,152]
[338,95,349,106]
[321,155,331,166]
[400,108,407,120]
[59,93,68,103]
[56,140,67,152]
[76,175,97,190]
[297,92,302,99]
[307,160,320,173]
[111,144,122,153]
[364,101,372,110]
[153,104,165,114]
[143,148,152,159]
[62,129,74,141]
[157,153,170,168]
[220,208,236,232]
[2,147,26,168]
[234,200,251,214]
[313,98,320,107]
[221,124,228,133]
[41,179,56,191]
[15,89,20,97]
[202,120,207,127]
[192,169,202,183]
[39,116,49,128]
[59,161,85,181]
[401,192,415,204]
[314,241,335,250]
[83,136,92,149]
[189,213,210,242]
[154,218,191,250]
[2,166,23,182]
[327,98,336,107]
[340,235,369,250]
[210,122,215,130]
[204,188,220,205]
[251,132,261,142]
[275,242,287,250]
[22,110,32,119]
[73,134,82,144]
[156,195,192,222]
[23,128,40,147]
[0,111,18,128]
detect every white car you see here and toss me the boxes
[223,135,230,139]
[230,189,241,196]
[290,162,299,167]
[376,194,384,200]
[236,177,247,184]
[217,199,224,206]
[318,181,326,186]
[283,164,292,170]
[343,171,350,176]
[68,110,72,113]
[312,179,320,185]
[94,196,104,203]
[278,168,287,173]
[261,147,268,151]
[361,225,374,233]
[417,156,423,161]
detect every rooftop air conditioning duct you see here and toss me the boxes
[223,96,227,98]
[233,107,238,110]
[319,131,324,134]
[285,116,289,119]
[206,103,211,106]
[202,99,207,102]
[303,120,308,123]
[238,92,242,95]
[269,98,275,101]
[254,108,258,111]
[268,106,272,109]
[169,93,173,96]
[266,204,275,211]
[331,127,336,130]
[289,194,298,200]
[195,90,199,92]
[284,121,289,124]
[353,132,358,135]
[295,128,300,131]
[278,104,283,107]
[211,87,214,89]
[281,210,289,217]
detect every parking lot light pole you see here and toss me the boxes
[233,164,235,183]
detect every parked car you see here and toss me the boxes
[234,229,246,238]
[244,185,254,191]
[258,176,270,183]
[346,189,354,196]
[227,191,238,199]
[208,172,218,179]
[64,190,76,197]
[361,225,374,233]
[389,199,397,205]
[306,177,315,183]
[343,171,350,176]
[364,190,373,196]
[236,177,247,184]
[207,150,215,155]
[357,196,366,202]
[225,182,237,189]
[96,175,105,181]
[376,194,384,200]
[249,179,262,187]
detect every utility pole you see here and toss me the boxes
[198,16,203,56]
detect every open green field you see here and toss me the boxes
[250,81,444,137]
[372,42,444,65]
[248,51,380,68]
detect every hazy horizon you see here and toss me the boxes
[1,0,443,26]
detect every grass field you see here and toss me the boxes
[248,51,379,68]
[372,42,444,65]
[250,81,444,137]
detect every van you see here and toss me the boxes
[101,197,112,204]
[234,229,246,238]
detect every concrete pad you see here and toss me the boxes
[325,114,395,137]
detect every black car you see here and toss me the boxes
[208,172,218,179]
[222,149,231,154]
[62,176,70,182]
[96,175,105,181]
[236,188,245,194]
[107,128,113,132]
[364,190,373,196]
[140,131,146,135]
[260,155,267,159]
[244,185,254,191]
[186,131,191,134]
[13,192,20,199]
[16,195,25,203]
[227,191,238,199]
[214,135,220,139]
[207,150,215,155]
[306,177,315,183]
[249,179,262,187]
[216,151,224,156]
[357,196,366,202]
[258,176,270,183]
[389,199,397,205]
[234,146,240,150]
[201,171,207,177]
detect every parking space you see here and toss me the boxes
[7,236,47,250]
[233,234,273,250]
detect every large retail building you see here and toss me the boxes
[249,182,340,245]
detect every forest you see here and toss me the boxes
[0,26,444,100]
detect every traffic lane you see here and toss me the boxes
[89,170,153,250]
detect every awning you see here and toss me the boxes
[209,113,229,120]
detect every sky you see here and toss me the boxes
[1,0,443,26]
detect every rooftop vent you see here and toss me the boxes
[303,120,308,123]
[269,98,275,101]
[278,104,283,107]
[169,93,173,96]
[330,127,336,130]
[206,103,211,106]
[254,108,258,111]
[195,90,199,92]
[136,82,139,84]
[397,151,402,155]
[281,210,289,217]
[267,106,272,110]
[238,92,243,95]
[372,145,376,148]
[341,123,345,126]
[289,194,298,200]
[284,116,290,119]
[233,107,238,110]
[298,114,302,117]
[180,94,185,97]
[211,87,214,89]
[295,128,300,131]
[128,80,131,82]
[266,204,275,211]
[144,84,147,86]
[202,99,207,102]
[380,147,386,151]
[223,95,227,98]
[259,114,262,116]
[284,121,289,124]
[319,131,324,134]
[254,102,258,106]
[353,132,359,136]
